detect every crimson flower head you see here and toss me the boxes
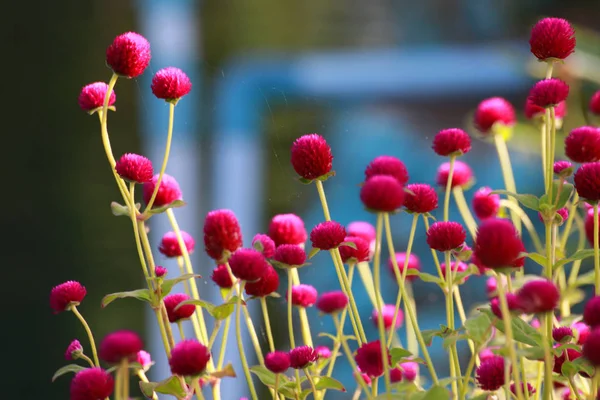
[441,261,470,283]
[432,128,472,156]
[355,340,387,377]
[155,266,167,277]
[65,340,83,360]
[203,209,243,263]
[99,330,143,364]
[473,219,524,268]
[472,187,500,220]
[159,231,195,258]
[517,279,559,314]
[529,78,570,108]
[211,265,234,289]
[529,17,576,61]
[390,368,403,383]
[360,175,404,212]
[476,355,505,391]
[143,173,182,207]
[364,155,409,185]
[553,327,574,343]
[316,346,332,359]
[474,97,516,134]
[526,97,567,120]
[252,234,276,258]
[575,163,600,202]
[289,346,319,369]
[290,134,333,180]
[316,291,348,314]
[565,126,600,163]
[265,351,291,373]
[151,67,192,102]
[404,183,438,214]
[78,82,116,113]
[268,214,307,246]
[388,252,421,282]
[590,91,600,116]
[426,221,466,252]
[573,322,591,345]
[228,248,268,282]
[164,293,195,323]
[50,281,87,313]
[245,265,279,297]
[584,296,600,328]
[491,293,523,318]
[486,276,498,298]
[70,367,114,400]
[583,328,600,365]
[274,244,307,268]
[554,348,583,374]
[115,153,153,184]
[289,284,318,308]
[372,304,403,330]
[169,340,211,376]
[106,32,151,78]
[137,350,153,372]
[400,362,419,382]
[310,221,346,250]
[339,236,370,264]
[554,160,573,176]
[347,221,376,243]
[436,160,473,189]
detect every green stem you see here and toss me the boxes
[545,62,554,79]
[452,188,478,239]
[260,297,276,352]
[154,307,172,357]
[121,359,129,400]
[594,204,600,295]
[207,321,221,350]
[304,369,318,398]
[453,286,475,357]
[287,270,296,348]
[242,304,265,364]
[80,354,95,368]
[315,180,331,221]
[444,252,459,398]
[443,155,456,222]
[235,281,258,400]
[128,183,151,283]
[290,269,314,347]
[543,220,556,399]
[273,374,280,400]
[493,133,521,233]
[540,119,548,185]
[177,321,185,340]
[216,316,232,369]
[373,213,391,396]
[568,376,583,400]
[590,374,600,400]
[136,370,159,400]
[499,199,543,253]
[192,379,206,400]
[70,306,99,366]
[568,212,586,286]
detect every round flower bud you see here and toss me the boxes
[288,284,318,308]
[583,328,600,366]
[529,78,570,108]
[360,175,404,212]
[575,163,600,202]
[474,97,516,134]
[316,291,348,314]
[78,82,116,113]
[339,236,370,264]
[310,221,346,250]
[432,128,471,156]
[164,293,195,323]
[159,231,195,258]
[554,160,573,176]
[538,208,569,226]
[404,183,438,214]
[136,350,153,372]
[472,187,500,220]
[388,252,421,282]
[265,351,291,374]
[211,264,234,289]
[268,214,307,246]
[151,67,192,102]
[372,304,403,330]
[426,221,466,252]
[347,221,376,243]
[526,97,567,120]
[99,330,143,364]
[203,209,243,263]
[390,368,403,383]
[289,346,318,369]
[273,244,307,268]
[115,153,153,184]
[355,340,387,377]
[473,219,524,268]
[573,322,591,345]
[553,327,574,343]
[290,134,333,180]
[476,355,505,391]
[364,155,409,185]
[491,293,523,319]
[399,362,419,382]
[316,346,331,359]
[590,91,600,116]
[106,32,151,78]
[529,17,576,61]
[584,296,600,328]
[50,281,87,313]
[565,127,600,163]
[441,261,470,283]
[245,265,279,297]
[554,348,582,374]
[143,173,182,207]
[155,266,167,277]
[70,368,114,400]
[252,234,276,258]
[228,248,268,282]
[517,279,559,314]
[65,340,83,360]
[169,340,211,376]
[436,160,473,189]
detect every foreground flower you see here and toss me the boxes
[99,330,143,364]
[290,134,333,180]
[245,265,279,297]
[65,340,83,360]
[553,327,574,343]
[78,82,116,112]
[211,264,234,289]
[390,368,403,383]
[338,236,370,264]
[565,126,600,163]
[289,284,318,307]
[575,163,600,202]
[169,340,211,376]
[517,279,559,313]
[151,67,192,102]
[432,128,471,156]
[106,32,151,78]
[404,183,438,214]
[474,97,516,134]
[252,234,276,258]
[388,252,421,281]
[70,368,114,400]
[476,355,505,391]
[273,244,306,268]
[584,296,600,328]
[50,281,87,313]
[347,221,376,243]
[554,160,573,176]
[529,17,576,61]
[316,291,348,314]
[137,350,153,372]
[164,293,195,323]
[310,221,346,250]
[143,173,182,207]
[364,155,409,185]
[203,209,243,262]
[360,175,404,212]
[228,248,268,282]
[472,187,500,220]
[426,221,466,252]
[436,160,473,189]
[115,153,153,184]
[529,78,570,108]
[526,97,567,120]
[355,340,387,377]
[289,346,318,369]
[159,231,195,258]
[372,304,403,330]
[268,214,307,246]
[399,362,419,382]
[473,219,524,268]
[590,90,600,116]
[491,293,523,318]
[265,351,291,373]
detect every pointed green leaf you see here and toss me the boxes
[209,363,236,379]
[569,249,595,261]
[481,309,542,346]
[555,182,574,209]
[110,201,130,217]
[390,347,413,365]
[145,199,187,215]
[308,247,320,259]
[52,364,86,382]
[491,190,540,211]
[339,241,357,250]
[101,289,152,308]
[314,376,345,392]
[464,312,492,344]
[139,375,187,398]
[250,366,296,398]
[418,272,444,285]
[522,252,548,268]
[212,302,236,320]
[421,329,443,346]
[161,274,201,298]
[409,385,450,400]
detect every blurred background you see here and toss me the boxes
[6,0,600,398]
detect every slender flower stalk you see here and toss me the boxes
[192,379,205,400]
[444,251,460,397]
[594,203,600,294]
[260,297,276,352]
[235,281,258,400]
[499,199,543,252]
[493,133,521,233]
[542,220,555,399]
[443,155,456,221]
[136,370,158,400]
[304,369,318,397]
[452,187,477,239]
[70,306,99,366]
[560,192,579,250]
[120,359,129,400]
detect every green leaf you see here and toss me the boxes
[569,249,595,261]
[253,240,264,252]
[314,376,345,392]
[209,363,236,379]
[339,241,357,250]
[139,376,187,398]
[52,364,86,382]
[409,385,450,400]
[522,252,548,268]
[390,347,413,365]
[318,332,357,343]
[453,265,479,285]
[418,272,444,285]
[561,287,586,306]
[101,288,152,308]
[421,329,444,346]
[555,182,574,209]
[110,201,131,217]
[574,270,595,287]
[374,395,410,400]
[212,302,236,320]
[176,297,242,320]
[442,333,469,349]
[308,247,320,259]
[464,313,492,344]
[106,362,144,373]
[492,190,540,211]
[250,366,296,398]
[161,274,201,298]
[481,309,542,347]
[571,356,594,377]
[145,199,187,215]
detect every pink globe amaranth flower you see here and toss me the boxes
[360,175,405,212]
[583,327,600,365]
[364,155,409,185]
[339,236,370,264]
[228,248,268,282]
[554,348,583,374]
[50,281,87,313]
[474,97,516,134]
[388,252,421,282]
[565,127,600,163]
[573,322,591,345]
[164,293,195,323]
[290,134,333,180]
[268,214,307,246]
[310,221,346,250]
[347,221,376,243]
[211,264,234,289]
[426,221,466,252]
[70,367,114,400]
[65,340,83,360]
[115,153,153,184]
[274,244,307,267]
[316,346,331,359]
[159,231,195,258]
[529,17,576,61]
[517,279,559,314]
[440,261,469,283]
[511,383,536,397]
[151,67,192,102]
[553,326,574,343]
[289,346,319,369]
[355,340,387,377]
[289,284,318,308]
[436,160,473,189]
[265,351,291,373]
[486,276,498,298]
[590,91,600,116]
[106,32,151,78]
[203,209,243,263]
[390,367,403,383]
[404,183,438,214]
[169,339,211,376]
[432,128,472,156]
[554,160,573,176]
[372,304,403,330]
[476,355,505,391]
[252,234,276,258]
[355,369,372,385]
[99,331,143,364]
[529,78,570,108]
[575,163,600,202]
[137,350,153,372]
[245,265,279,297]
[473,219,524,268]
[478,348,497,363]
[526,96,567,120]
[561,388,585,400]
[399,362,419,382]
[316,290,348,314]
[491,293,523,319]
[584,296,600,328]
[143,173,182,207]
[78,82,116,112]
[155,266,167,277]
[472,187,500,220]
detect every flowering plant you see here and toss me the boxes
[52,17,600,400]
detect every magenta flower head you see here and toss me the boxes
[265,351,291,374]
[355,340,387,377]
[50,281,87,313]
[491,293,523,319]
[211,264,234,289]
[573,322,591,345]
[390,368,403,383]
[473,219,524,268]
[517,279,559,314]
[70,367,114,400]
[474,97,516,134]
[339,236,370,264]
[554,348,583,374]
[268,214,307,246]
[316,290,348,314]
[99,330,143,364]
[289,346,319,369]
[155,266,167,277]
[426,221,466,252]
[476,355,505,391]
[228,248,268,282]
[203,209,243,263]
[289,284,318,307]
[364,155,409,185]
[590,91,600,116]
[347,221,376,243]
[554,160,573,176]
[565,127,600,163]
[65,340,83,360]
[400,362,419,382]
[137,350,153,372]
[360,175,405,212]
[252,234,276,258]
[245,265,279,297]
[575,163,600,202]
[372,304,403,330]
[164,293,195,323]
[106,32,151,78]
[404,183,438,214]
[151,67,192,102]
[432,128,472,156]
[316,346,332,359]
[143,173,182,207]
[584,296,600,328]
[472,187,500,220]
[388,252,421,282]
[553,326,574,343]
[526,97,567,120]
[159,231,195,258]
[530,17,576,61]
[273,244,307,268]
[78,82,116,113]
[290,134,333,180]
[441,261,470,283]
[115,153,153,184]
[169,339,211,376]
[355,369,372,385]
[436,160,473,189]
[310,221,346,250]
[511,383,536,397]
[583,328,600,365]
[529,79,570,108]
